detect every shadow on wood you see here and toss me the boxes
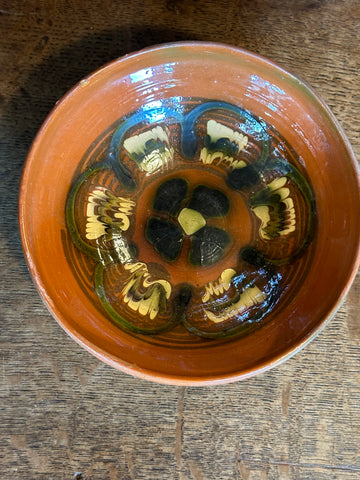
[0,26,199,272]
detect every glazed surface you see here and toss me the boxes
[19,42,360,383]
[66,97,316,344]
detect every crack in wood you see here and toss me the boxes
[244,459,360,473]
[175,386,186,476]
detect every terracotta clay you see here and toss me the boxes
[19,42,360,385]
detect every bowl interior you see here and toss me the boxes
[19,43,360,385]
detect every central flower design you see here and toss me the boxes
[145,178,231,266]
[66,98,316,340]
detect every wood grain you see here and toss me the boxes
[1,1,359,479]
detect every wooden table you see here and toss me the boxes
[1,1,359,478]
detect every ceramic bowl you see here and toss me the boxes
[19,42,360,385]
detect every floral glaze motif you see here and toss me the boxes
[20,43,360,383]
[66,98,316,343]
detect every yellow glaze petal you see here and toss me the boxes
[205,286,266,323]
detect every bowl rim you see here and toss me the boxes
[19,41,360,385]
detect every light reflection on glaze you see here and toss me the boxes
[129,68,154,83]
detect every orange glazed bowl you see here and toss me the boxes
[19,42,360,385]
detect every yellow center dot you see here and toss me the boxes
[178,208,206,236]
